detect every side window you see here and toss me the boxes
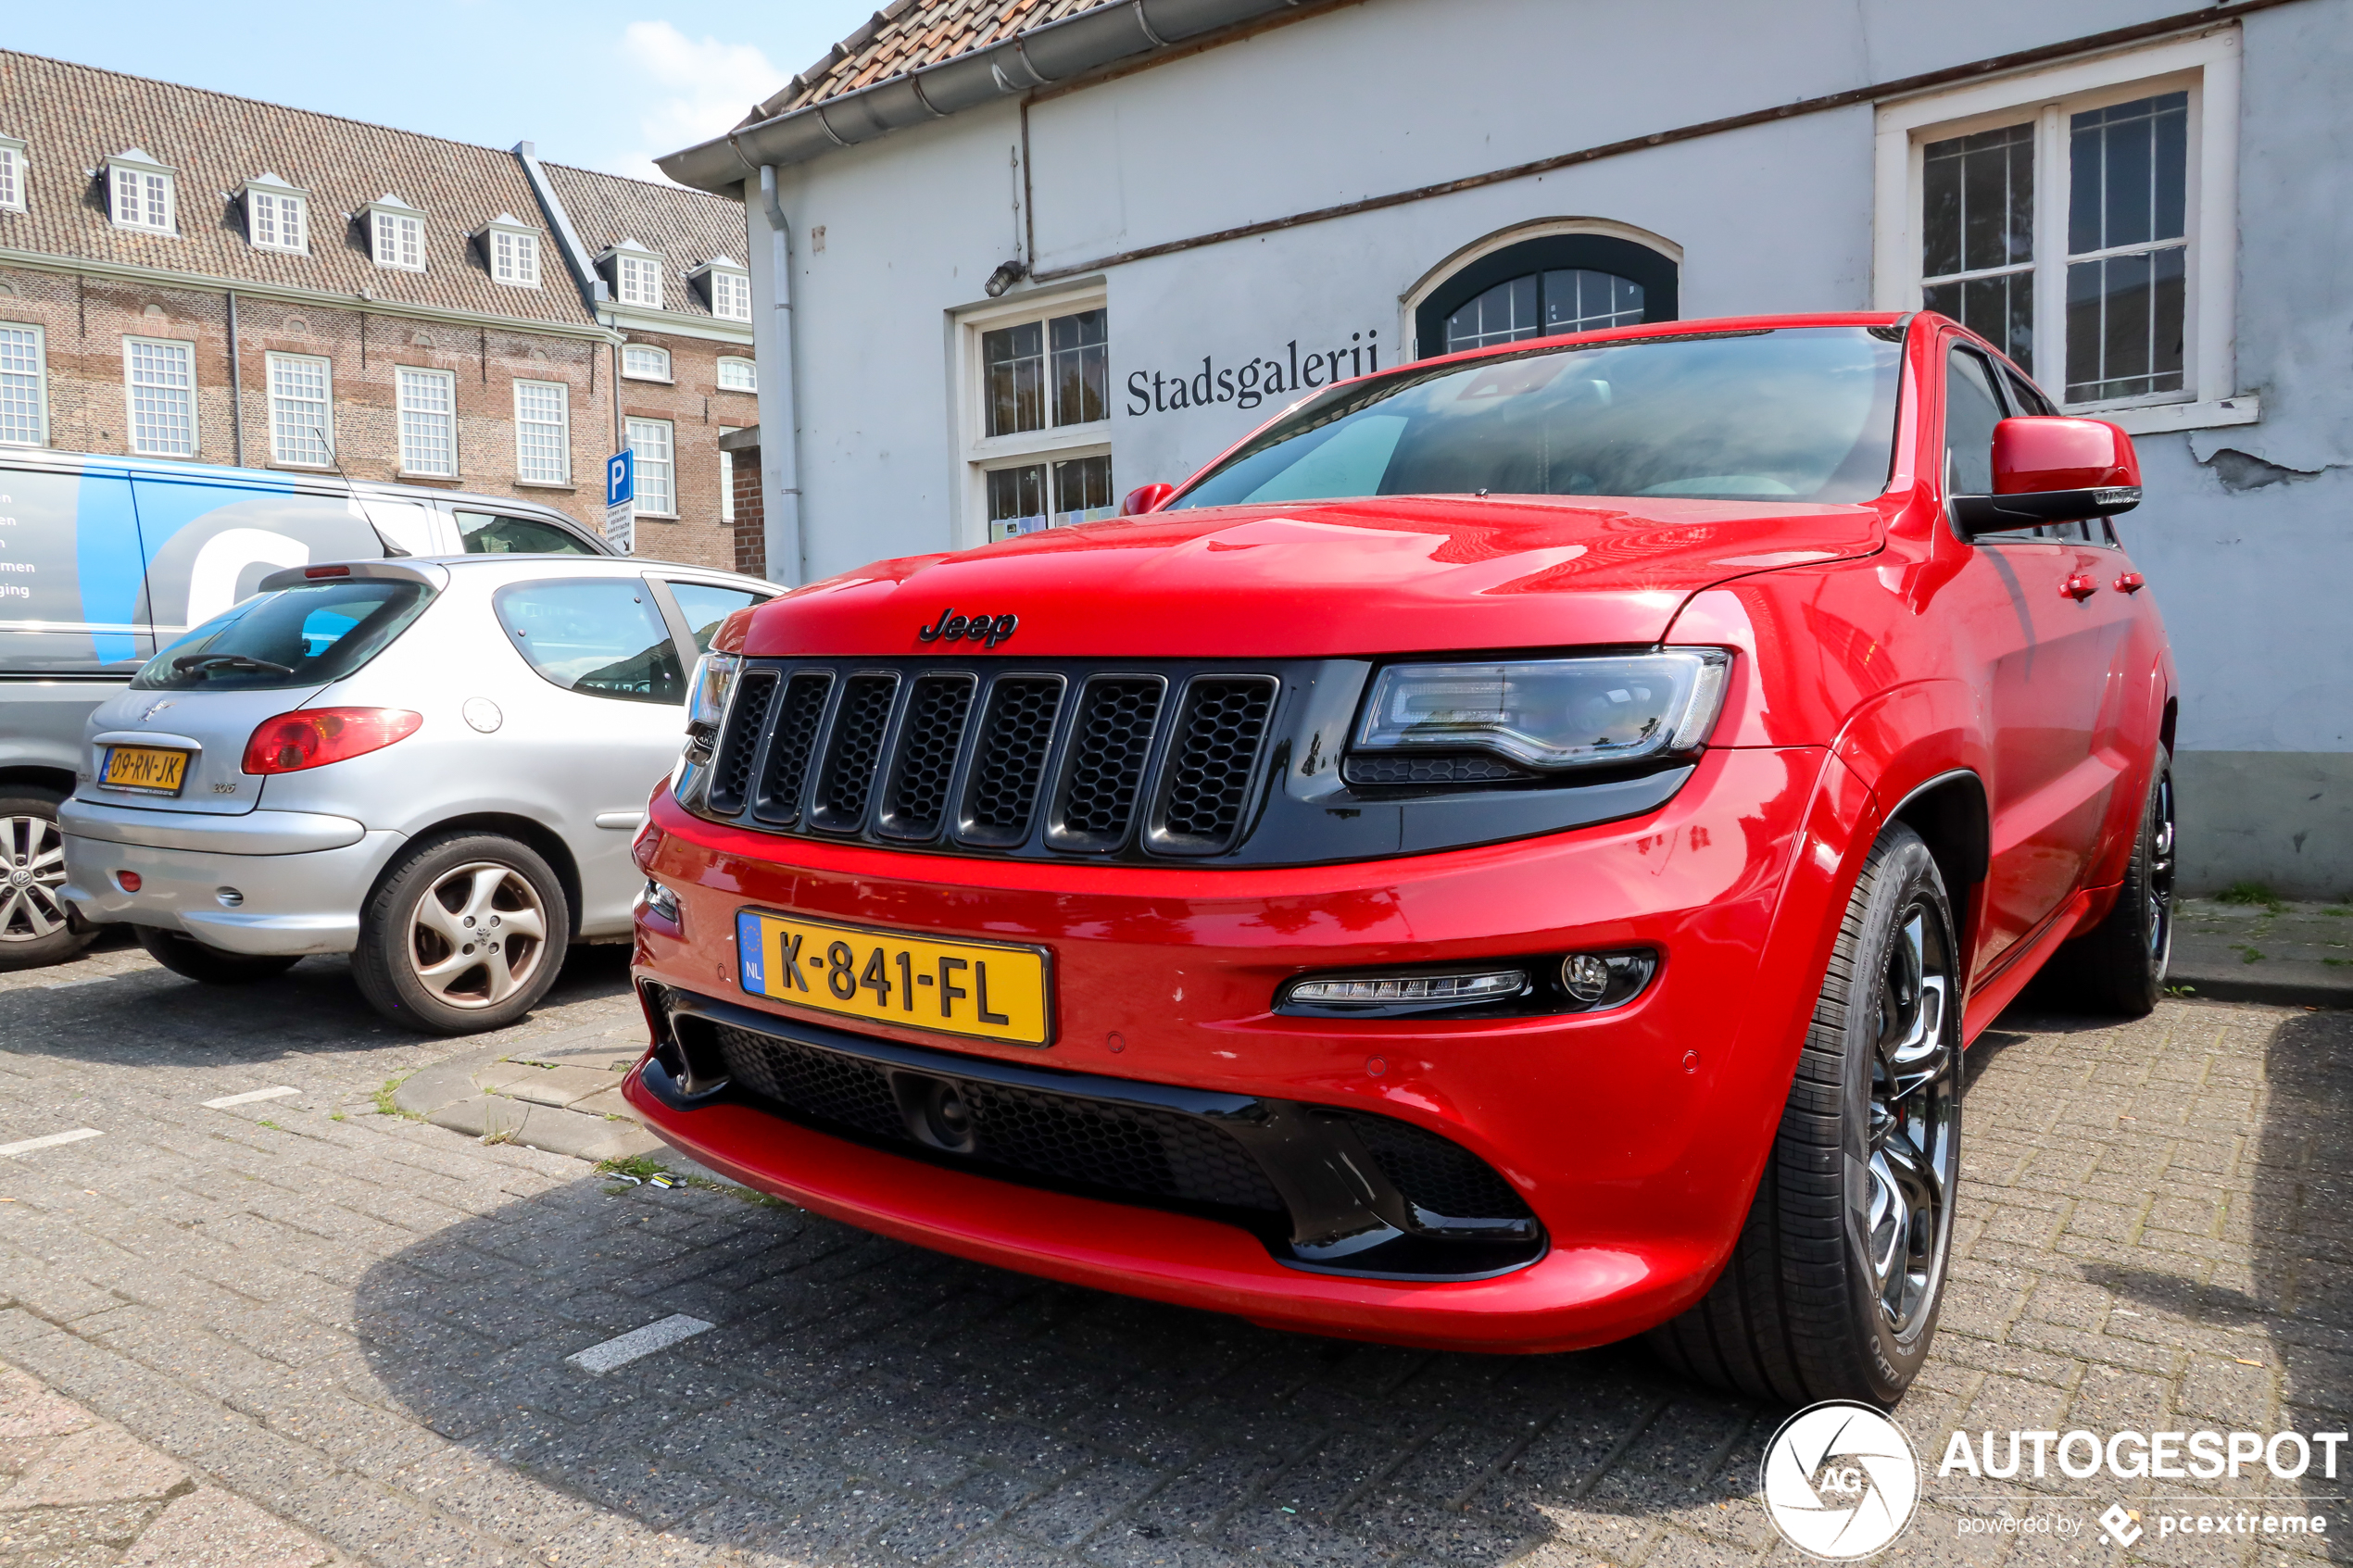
[495,579,683,704]
[2001,366,2056,416]
[666,582,767,654]
[456,509,596,556]
[1944,347,2007,498]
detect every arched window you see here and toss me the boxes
[1414,232,1679,358]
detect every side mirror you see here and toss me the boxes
[1952,416,2142,535]
[1120,483,1176,517]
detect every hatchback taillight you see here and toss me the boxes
[242,708,422,774]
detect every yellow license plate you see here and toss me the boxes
[102,745,191,796]
[736,910,1052,1047]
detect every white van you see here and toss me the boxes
[0,446,610,969]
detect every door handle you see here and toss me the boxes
[2061,573,2099,601]
[2114,572,2145,594]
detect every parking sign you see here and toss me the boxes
[605,449,635,508]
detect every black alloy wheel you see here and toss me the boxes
[1649,822,1964,1407]
[2046,746,2175,1017]
[1863,895,1960,1338]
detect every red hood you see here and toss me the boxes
[736,495,1885,659]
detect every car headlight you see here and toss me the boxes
[684,652,740,750]
[1353,651,1730,771]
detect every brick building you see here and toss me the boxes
[0,50,758,570]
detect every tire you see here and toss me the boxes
[353,833,569,1035]
[2043,747,2174,1018]
[135,925,301,985]
[0,790,98,972]
[1648,822,1964,1409]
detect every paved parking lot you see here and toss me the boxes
[0,940,2345,1568]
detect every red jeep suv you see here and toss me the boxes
[624,312,2174,1408]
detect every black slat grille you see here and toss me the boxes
[709,1022,1287,1213]
[1151,677,1277,853]
[809,673,898,832]
[753,671,834,824]
[703,660,1287,860]
[1048,676,1165,851]
[706,670,777,814]
[960,676,1063,846]
[878,674,975,840]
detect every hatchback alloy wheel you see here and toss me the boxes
[407,860,550,1010]
[1865,899,1958,1337]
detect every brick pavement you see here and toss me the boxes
[0,938,2345,1568]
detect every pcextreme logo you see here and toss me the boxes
[1760,1402,1922,1560]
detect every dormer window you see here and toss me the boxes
[600,240,663,308]
[0,135,25,214]
[476,214,541,288]
[689,257,751,321]
[244,174,308,253]
[365,195,426,271]
[107,149,175,233]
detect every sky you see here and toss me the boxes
[6,0,885,183]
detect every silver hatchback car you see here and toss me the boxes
[58,555,776,1032]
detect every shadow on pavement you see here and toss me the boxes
[0,943,635,1071]
[348,1162,1776,1564]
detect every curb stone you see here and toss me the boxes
[2168,895,2353,1009]
[389,1041,729,1184]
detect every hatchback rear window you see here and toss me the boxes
[130,580,432,691]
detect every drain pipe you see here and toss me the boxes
[755,163,806,586]
[224,288,247,468]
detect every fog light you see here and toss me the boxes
[1283,969,1529,1015]
[1561,953,1611,1003]
[1557,950,1659,1012]
[116,871,142,892]
[216,887,244,908]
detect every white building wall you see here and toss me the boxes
[750,0,2353,894]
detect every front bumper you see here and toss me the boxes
[61,813,405,955]
[627,743,1880,1351]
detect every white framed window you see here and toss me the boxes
[716,356,757,392]
[601,242,664,309]
[514,379,570,484]
[367,196,427,271]
[244,175,308,253]
[0,322,47,446]
[957,289,1112,546]
[266,353,332,466]
[621,345,671,382]
[1875,30,2246,431]
[625,418,674,516]
[0,136,26,214]
[690,258,752,321]
[107,150,175,233]
[718,425,740,524]
[494,231,538,286]
[123,337,195,456]
[478,214,541,288]
[396,366,456,476]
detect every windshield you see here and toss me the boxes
[130,580,433,691]
[1171,327,1902,509]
